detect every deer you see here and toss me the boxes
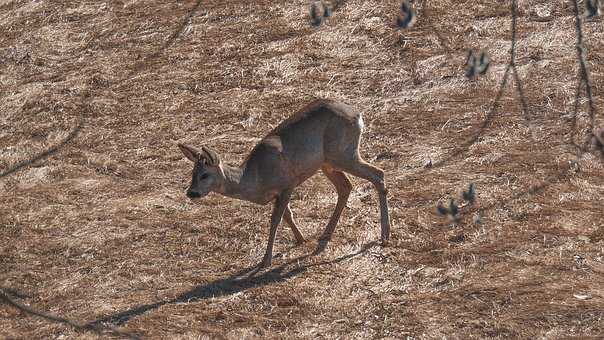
[178,99,390,268]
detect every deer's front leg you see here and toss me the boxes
[260,188,293,268]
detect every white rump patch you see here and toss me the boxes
[357,114,364,130]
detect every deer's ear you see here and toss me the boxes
[178,143,200,162]
[201,146,221,167]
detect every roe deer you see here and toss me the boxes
[178,99,390,268]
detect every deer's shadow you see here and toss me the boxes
[87,241,378,328]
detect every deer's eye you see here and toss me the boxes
[200,173,210,180]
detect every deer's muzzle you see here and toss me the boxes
[186,190,201,199]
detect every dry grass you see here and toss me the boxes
[1,0,604,338]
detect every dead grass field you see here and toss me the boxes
[1,0,604,338]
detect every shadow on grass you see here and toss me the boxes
[87,241,379,328]
[0,123,82,179]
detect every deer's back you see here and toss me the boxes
[269,99,360,136]
[241,99,362,196]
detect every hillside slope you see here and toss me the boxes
[1,0,604,338]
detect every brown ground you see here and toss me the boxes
[1,0,604,338]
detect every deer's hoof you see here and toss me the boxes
[381,238,389,247]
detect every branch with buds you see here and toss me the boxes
[436,183,477,222]
[585,0,601,18]
[395,0,417,29]
[309,1,332,27]
[437,199,459,221]
[465,50,490,80]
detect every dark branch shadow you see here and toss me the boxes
[0,287,140,339]
[0,2,208,338]
[87,241,378,328]
[0,122,82,179]
[2,1,204,180]
[571,0,597,157]
[404,0,544,177]
[0,286,30,299]
[403,0,519,175]
[129,0,203,75]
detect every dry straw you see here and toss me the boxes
[1,0,602,337]
[0,0,204,337]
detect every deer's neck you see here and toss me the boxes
[217,163,273,204]
[218,164,248,201]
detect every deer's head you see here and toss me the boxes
[178,143,224,199]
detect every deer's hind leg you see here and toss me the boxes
[333,158,390,245]
[283,204,305,245]
[315,166,352,253]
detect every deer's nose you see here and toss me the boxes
[187,190,201,199]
